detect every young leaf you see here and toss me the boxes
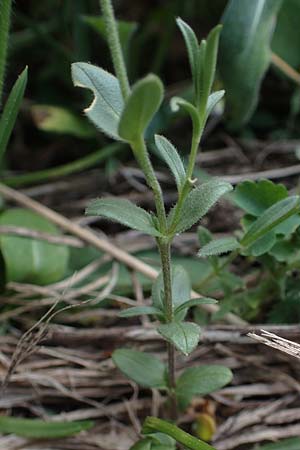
[241,196,300,248]
[0,208,69,285]
[174,298,217,317]
[154,134,186,191]
[176,18,199,84]
[118,74,163,142]
[0,66,28,160]
[170,97,201,135]
[170,178,232,234]
[0,416,93,438]
[86,197,162,237]
[71,62,124,140]
[157,321,201,356]
[219,0,283,128]
[206,90,225,119]
[119,305,163,318]
[198,237,240,257]
[176,365,233,410]
[152,265,191,320]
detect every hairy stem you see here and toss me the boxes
[100,0,130,100]
[0,0,12,107]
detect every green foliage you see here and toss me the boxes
[198,237,239,257]
[175,365,233,410]
[219,0,283,128]
[0,208,69,284]
[71,62,124,140]
[0,66,28,160]
[174,297,217,318]
[158,321,201,356]
[0,416,93,438]
[119,305,163,318]
[118,74,163,142]
[86,197,163,237]
[255,438,300,450]
[112,349,167,388]
[154,134,186,191]
[130,433,176,450]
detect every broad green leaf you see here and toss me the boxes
[83,15,137,56]
[0,416,93,438]
[112,349,167,388]
[241,196,300,248]
[71,62,124,140]
[198,237,240,257]
[176,18,199,85]
[170,97,201,135]
[154,135,186,191]
[118,74,163,142]
[175,298,217,317]
[201,25,222,114]
[158,321,201,356]
[176,365,233,410]
[171,179,232,234]
[119,306,163,318]
[152,265,191,320]
[206,90,225,119]
[86,197,162,237]
[234,180,288,216]
[219,0,283,128]
[255,437,300,450]
[31,105,95,138]
[0,67,27,160]
[130,439,152,450]
[0,208,69,284]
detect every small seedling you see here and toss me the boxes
[72,0,234,447]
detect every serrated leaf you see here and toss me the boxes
[119,306,163,318]
[154,134,186,191]
[198,237,239,257]
[0,208,69,285]
[176,365,233,410]
[112,349,167,388]
[158,321,200,356]
[170,178,232,234]
[118,74,163,142]
[0,416,93,438]
[206,90,225,118]
[234,180,288,216]
[174,298,217,317]
[219,0,283,128]
[0,67,27,160]
[241,196,300,248]
[71,62,124,140]
[176,18,199,85]
[86,197,162,237]
[152,265,191,320]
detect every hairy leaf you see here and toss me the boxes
[118,74,163,142]
[0,416,93,438]
[171,179,232,234]
[198,237,239,257]
[176,365,233,410]
[112,349,167,388]
[174,298,217,317]
[71,62,124,140]
[170,97,201,135]
[119,306,163,318]
[206,90,225,119]
[158,321,201,356]
[176,18,199,85]
[86,197,162,237]
[219,0,283,127]
[154,134,186,191]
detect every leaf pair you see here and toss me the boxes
[72,63,163,143]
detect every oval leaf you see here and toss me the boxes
[86,197,162,237]
[171,178,232,234]
[0,416,93,439]
[198,237,240,258]
[118,74,163,142]
[71,62,124,140]
[154,134,186,191]
[158,321,201,356]
[0,208,69,284]
[112,349,167,388]
[176,365,233,410]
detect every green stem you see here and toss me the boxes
[2,143,122,187]
[143,417,216,450]
[100,0,130,100]
[0,0,12,107]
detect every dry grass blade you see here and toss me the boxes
[247,329,300,359]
